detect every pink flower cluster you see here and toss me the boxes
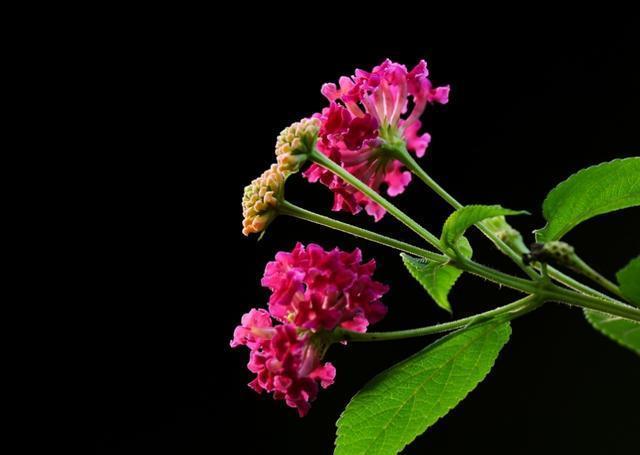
[231,243,388,416]
[304,59,449,221]
[230,309,336,417]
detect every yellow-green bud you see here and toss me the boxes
[275,117,320,175]
[485,216,528,254]
[242,164,285,236]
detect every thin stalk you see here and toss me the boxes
[335,296,540,342]
[457,257,540,295]
[540,263,549,281]
[544,284,640,321]
[545,266,621,303]
[570,255,625,299]
[458,259,639,322]
[309,149,443,251]
[335,283,640,344]
[279,201,447,264]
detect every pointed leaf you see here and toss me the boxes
[584,310,640,356]
[536,157,640,242]
[335,322,511,455]
[401,238,472,313]
[584,255,640,355]
[441,205,527,251]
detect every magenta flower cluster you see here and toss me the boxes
[304,59,449,220]
[231,243,388,416]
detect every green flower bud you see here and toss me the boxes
[485,216,528,254]
[525,241,577,268]
[242,164,285,236]
[275,118,320,175]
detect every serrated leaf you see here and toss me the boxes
[441,205,527,251]
[584,256,640,355]
[617,256,640,307]
[584,310,640,356]
[400,238,472,313]
[535,157,640,242]
[335,322,511,455]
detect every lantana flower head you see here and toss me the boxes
[275,117,320,175]
[231,244,389,416]
[304,59,449,220]
[242,164,285,236]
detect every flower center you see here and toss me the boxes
[374,124,409,162]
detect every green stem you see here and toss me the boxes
[399,151,539,280]
[545,266,620,303]
[569,255,625,299]
[279,201,447,264]
[457,257,540,295]
[540,263,550,281]
[335,283,640,344]
[546,284,640,321]
[458,259,640,321]
[335,296,541,342]
[309,149,443,251]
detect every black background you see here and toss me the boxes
[87,15,639,454]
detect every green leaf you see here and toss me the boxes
[400,238,472,313]
[335,322,511,455]
[441,205,527,251]
[584,256,640,355]
[535,157,640,242]
[617,256,640,307]
[584,310,640,356]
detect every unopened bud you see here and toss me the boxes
[275,117,320,175]
[242,164,285,236]
[485,216,528,254]
[524,241,577,268]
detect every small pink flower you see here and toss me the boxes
[304,59,449,220]
[261,243,388,332]
[231,312,336,417]
[230,308,273,350]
